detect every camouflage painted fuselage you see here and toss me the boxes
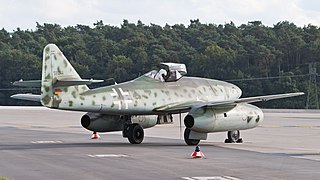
[40,44,242,115]
[53,76,242,115]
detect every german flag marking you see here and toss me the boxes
[54,89,62,95]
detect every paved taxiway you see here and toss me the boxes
[0,106,320,180]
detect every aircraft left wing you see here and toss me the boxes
[154,92,304,113]
[10,94,41,102]
[153,100,203,113]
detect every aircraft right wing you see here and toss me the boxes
[154,92,304,113]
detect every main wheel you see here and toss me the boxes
[184,128,200,145]
[127,123,144,144]
[227,130,240,143]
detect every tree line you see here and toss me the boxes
[0,19,318,108]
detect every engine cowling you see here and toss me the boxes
[81,112,158,132]
[184,104,264,133]
[81,113,123,132]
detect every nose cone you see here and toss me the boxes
[236,85,242,97]
[231,85,242,99]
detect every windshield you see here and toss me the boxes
[144,69,183,82]
[144,70,167,82]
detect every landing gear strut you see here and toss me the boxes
[184,128,200,145]
[224,130,243,143]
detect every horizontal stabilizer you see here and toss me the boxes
[53,78,104,87]
[10,94,41,102]
[13,80,41,88]
[12,78,104,88]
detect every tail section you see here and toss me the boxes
[41,44,89,108]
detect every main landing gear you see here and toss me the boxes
[123,123,144,144]
[184,128,200,145]
[224,130,243,143]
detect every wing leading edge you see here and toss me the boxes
[154,92,304,113]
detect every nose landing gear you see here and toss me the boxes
[224,130,243,143]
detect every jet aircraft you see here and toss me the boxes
[11,44,304,145]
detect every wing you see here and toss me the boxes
[153,100,203,113]
[233,92,304,104]
[154,92,304,113]
[10,94,41,102]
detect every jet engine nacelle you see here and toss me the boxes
[184,104,264,133]
[81,112,158,132]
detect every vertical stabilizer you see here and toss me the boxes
[41,44,89,108]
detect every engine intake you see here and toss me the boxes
[81,113,123,132]
[184,115,194,128]
[81,114,91,128]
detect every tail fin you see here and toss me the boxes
[41,44,89,108]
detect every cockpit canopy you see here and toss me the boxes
[161,63,187,75]
[144,63,187,82]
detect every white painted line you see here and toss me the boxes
[31,140,63,144]
[88,154,128,158]
[181,176,242,180]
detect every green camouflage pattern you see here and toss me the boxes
[40,44,242,115]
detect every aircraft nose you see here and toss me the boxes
[231,85,242,99]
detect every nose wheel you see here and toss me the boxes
[225,130,243,143]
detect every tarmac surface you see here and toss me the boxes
[0,106,320,180]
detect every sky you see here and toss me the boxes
[1,0,320,31]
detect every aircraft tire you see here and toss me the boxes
[184,128,200,145]
[236,138,243,143]
[127,123,144,144]
[227,130,240,143]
